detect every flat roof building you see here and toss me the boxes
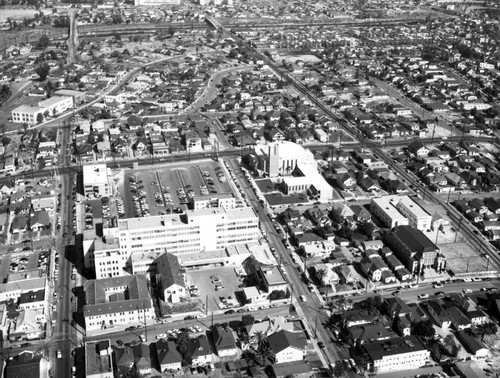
[83,164,111,198]
[118,207,259,260]
[11,105,45,125]
[363,336,429,373]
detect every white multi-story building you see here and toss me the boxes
[11,105,45,125]
[191,193,236,210]
[394,195,432,231]
[370,196,409,229]
[83,164,111,198]
[371,195,431,231]
[84,207,259,278]
[83,275,154,331]
[38,96,73,116]
[364,336,430,373]
[252,141,334,202]
[118,207,259,259]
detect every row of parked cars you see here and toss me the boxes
[156,325,203,339]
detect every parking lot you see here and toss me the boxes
[185,266,243,313]
[118,160,233,217]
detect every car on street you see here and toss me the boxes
[433,283,443,289]
[156,333,166,339]
[463,289,473,294]
[57,350,62,358]
[418,293,429,299]
[435,291,445,296]
[299,295,307,302]
[317,341,325,349]
[224,309,235,315]
[392,291,400,296]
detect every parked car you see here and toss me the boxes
[418,294,429,299]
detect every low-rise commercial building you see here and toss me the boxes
[83,164,112,198]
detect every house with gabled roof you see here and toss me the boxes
[408,139,429,157]
[155,253,185,304]
[212,326,238,357]
[156,339,182,372]
[115,347,134,373]
[133,343,151,375]
[190,335,213,366]
[268,330,307,364]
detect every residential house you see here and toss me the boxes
[268,330,307,364]
[133,343,151,375]
[212,326,238,357]
[408,139,429,157]
[155,253,185,304]
[115,347,134,373]
[190,335,213,366]
[455,331,490,359]
[156,339,182,372]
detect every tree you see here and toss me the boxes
[242,314,254,326]
[250,331,266,350]
[268,290,287,301]
[360,221,375,238]
[38,34,50,49]
[442,334,459,357]
[36,113,44,124]
[34,63,50,81]
[176,330,191,364]
[316,268,327,286]
[412,319,435,339]
[168,25,176,37]
[254,343,275,366]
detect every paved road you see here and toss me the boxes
[84,305,289,345]
[225,158,345,365]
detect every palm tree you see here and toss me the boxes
[255,343,276,366]
[316,268,327,287]
[250,330,266,350]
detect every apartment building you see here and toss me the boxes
[364,336,430,373]
[83,275,154,331]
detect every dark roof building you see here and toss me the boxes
[384,225,445,275]
[85,340,114,377]
[155,253,185,303]
[4,351,42,378]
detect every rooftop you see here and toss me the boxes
[85,340,113,376]
[363,336,426,361]
[83,164,109,185]
[83,275,151,317]
[392,225,438,254]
